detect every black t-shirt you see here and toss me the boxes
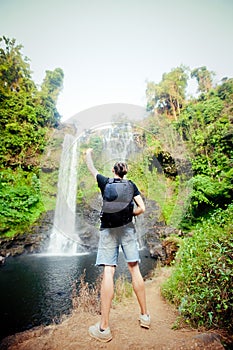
[96,174,140,228]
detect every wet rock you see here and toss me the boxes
[0,211,54,259]
[0,233,45,258]
[0,255,5,265]
[148,241,164,260]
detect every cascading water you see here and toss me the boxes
[102,123,134,161]
[47,133,81,255]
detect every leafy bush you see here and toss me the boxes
[175,90,233,224]
[0,168,44,237]
[162,204,233,331]
[190,174,232,213]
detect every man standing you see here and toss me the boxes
[85,148,150,343]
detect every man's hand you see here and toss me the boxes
[133,195,145,216]
[86,148,93,154]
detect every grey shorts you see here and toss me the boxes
[96,223,140,266]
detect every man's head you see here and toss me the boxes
[112,162,128,178]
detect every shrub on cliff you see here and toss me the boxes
[162,204,233,331]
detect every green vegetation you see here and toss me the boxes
[39,170,59,211]
[162,205,233,331]
[0,36,63,237]
[175,85,232,228]
[0,168,43,236]
[146,66,232,332]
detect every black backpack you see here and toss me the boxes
[101,178,134,228]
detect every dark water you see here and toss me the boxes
[0,249,156,340]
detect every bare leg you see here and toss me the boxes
[128,261,147,315]
[100,265,115,329]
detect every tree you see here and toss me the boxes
[191,66,214,94]
[146,66,188,120]
[0,36,64,168]
[37,68,64,127]
[217,77,233,103]
[41,68,64,102]
[0,36,33,97]
[175,85,232,221]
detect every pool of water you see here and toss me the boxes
[0,249,156,340]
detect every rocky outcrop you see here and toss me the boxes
[145,221,183,265]
[0,211,53,260]
[0,195,182,265]
[131,197,183,265]
[0,203,100,261]
[0,231,47,258]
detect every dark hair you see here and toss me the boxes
[113,162,128,178]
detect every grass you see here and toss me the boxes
[72,271,101,315]
[113,275,133,305]
[72,271,133,315]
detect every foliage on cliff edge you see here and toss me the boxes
[0,36,63,237]
[162,204,233,332]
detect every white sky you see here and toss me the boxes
[1,0,233,123]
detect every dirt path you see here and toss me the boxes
[1,268,225,350]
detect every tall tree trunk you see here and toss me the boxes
[169,95,177,120]
[177,99,180,116]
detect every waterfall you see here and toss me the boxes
[47,134,81,255]
[47,122,144,255]
[100,123,136,171]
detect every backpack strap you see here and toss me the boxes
[108,178,114,184]
[108,178,129,184]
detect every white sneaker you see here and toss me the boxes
[139,314,151,328]
[89,322,112,342]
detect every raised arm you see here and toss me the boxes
[85,148,98,179]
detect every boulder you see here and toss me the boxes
[0,255,5,265]
[148,241,164,260]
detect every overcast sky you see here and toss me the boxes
[1,0,233,123]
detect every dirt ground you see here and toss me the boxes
[1,268,226,350]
